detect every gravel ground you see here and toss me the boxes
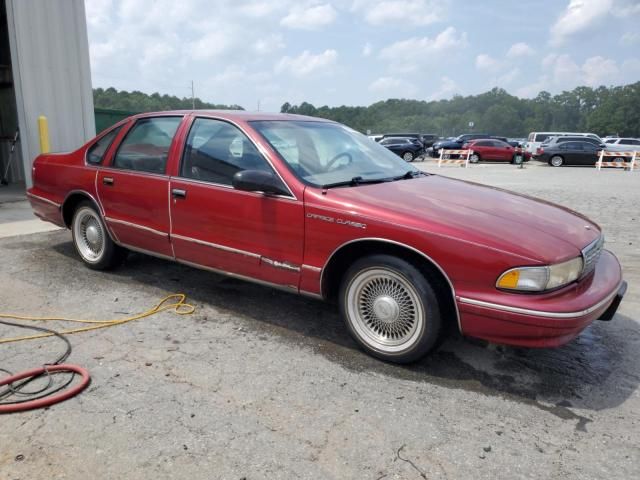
[1,162,638,479]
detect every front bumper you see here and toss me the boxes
[457,250,625,347]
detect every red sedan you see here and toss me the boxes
[463,139,517,163]
[28,111,626,363]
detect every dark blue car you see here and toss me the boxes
[379,137,424,162]
[431,133,491,157]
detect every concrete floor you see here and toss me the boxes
[0,183,62,238]
[0,163,638,479]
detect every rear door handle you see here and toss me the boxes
[103,177,114,186]
[172,188,187,199]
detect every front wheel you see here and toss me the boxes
[71,201,127,270]
[469,153,480,163]
[549,155,564,167]
[339,255,443,363]
[402,151,415,162]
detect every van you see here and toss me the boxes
[526,132,601,154]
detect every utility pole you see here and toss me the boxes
[191,80,195,110]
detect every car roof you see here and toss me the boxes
[130,110,334,123]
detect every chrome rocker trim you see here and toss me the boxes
[26,192,61,208]
[105,217,168,238]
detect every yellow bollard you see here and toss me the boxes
[38,115,50,154]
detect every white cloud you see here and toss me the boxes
[428,76,458,100]
[280,3,337,30]
[612,0,640,16]
[253,34,285,54]
[475,54,501,70]
[369,76,417,96]
[620,31,640,45]
[275,49,338,76]
[379,27,468,71]
[498,68,520,85]
[506,42,535,58]
[582,56,620,86]
[362,42,373,57]
[550,0,613,46]
[353,0,449,26]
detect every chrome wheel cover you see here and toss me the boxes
[470,154,480,163]
[346,268,424,353]
[73,208,105,262]
[550,156,563,167]
[403,152,414,162]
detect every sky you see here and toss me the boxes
[86,0,640,112]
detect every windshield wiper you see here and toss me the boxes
[392,170,426,180]
[321,176,391,189]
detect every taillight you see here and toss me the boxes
[537,147,544,155]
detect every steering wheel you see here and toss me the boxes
[325,152,353,171]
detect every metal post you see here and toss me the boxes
[38,116,50,154]
[438,148,443,167]
[465,149,471,168]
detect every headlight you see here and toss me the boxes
[496,257,583,292]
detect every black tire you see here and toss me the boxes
[339,254,443,363]
[549,155,564,167]
[71,200,127,270]
[402,151,415,162]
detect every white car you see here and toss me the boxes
[604,137,640,150]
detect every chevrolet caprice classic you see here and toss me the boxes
[28,111,626,363]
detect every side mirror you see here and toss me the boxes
[232,170,289,196]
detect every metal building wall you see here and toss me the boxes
[6,0,95,187]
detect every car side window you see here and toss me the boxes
[113,117,182,174]
[475,141,490,147]
[564,142,583,150]
[87,126,123,165]
[181,117,276,186]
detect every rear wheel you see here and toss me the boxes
[71,201,127,270]
[339,255,443,363]
[549,155,564,167]
[469,153,480,163]
[402,151,415,162]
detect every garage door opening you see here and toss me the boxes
[0,0,24,195]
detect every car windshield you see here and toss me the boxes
[250,120,420,187]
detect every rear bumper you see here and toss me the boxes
[457,250,625,347]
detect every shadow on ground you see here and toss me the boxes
[45,237,640,425]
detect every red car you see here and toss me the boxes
[28,111,626,363]
[463,139,517,163]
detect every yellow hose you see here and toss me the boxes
[0,294,195,344]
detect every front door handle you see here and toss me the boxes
[103,177,114,186]
[172,188,187,199]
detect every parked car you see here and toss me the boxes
[525,132,601,155]
[603,137,640,148]
[462,139,519,163]
[379,137,423,162]
[432,134,491,156]
[28,111,625,363]
[381,133,439,148]
[536,140,616,166]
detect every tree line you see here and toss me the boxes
[93,83,640,138]
[281,82,640,138]
[93,87,243,113]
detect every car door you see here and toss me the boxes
[580,142,599,165]
[97,116,183,258]
[561,142,582,164]
[494,140,512,161]
[169,117,304,289]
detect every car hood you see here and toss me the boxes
[321,175,600,263]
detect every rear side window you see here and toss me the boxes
[113,117,182,174]
[535,134,551,142]
[621,139,640,145]
[87,126,122,165]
